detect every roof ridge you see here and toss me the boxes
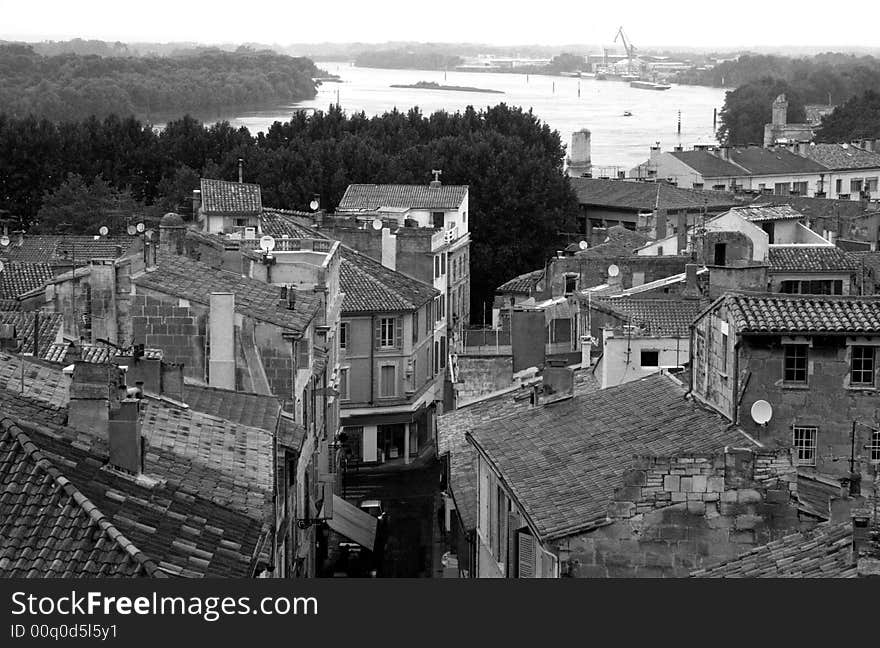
[0,417,163,577]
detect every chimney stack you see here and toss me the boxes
[238,158,244,184]
[208,292,236,390]
[159,212,187,256]
[718,145,730,161]
[192,190,201,219]
[650,142,661,161]
[534,364,575,406]
[682,263,701,299]
[67,361,127,440]
[108,398,144,475]
[429,169,443,188]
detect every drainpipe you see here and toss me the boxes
[369,314,375,406]
[685,322,695,398]
[731,338,740,424]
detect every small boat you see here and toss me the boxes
[630,80,672,91]
[623,111,633,117]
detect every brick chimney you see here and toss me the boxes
[531,363,574,406]
[159,213,187,256]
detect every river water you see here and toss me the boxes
[182,64,729,170]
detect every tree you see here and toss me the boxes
[35,173,143,233]
[717,78,806,145]
[815,90,880,142]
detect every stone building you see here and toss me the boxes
[464,373,810,577]
[763,94,813,147]
[691,292,880,484]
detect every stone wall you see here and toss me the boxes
[454,355,514,405]
[131,291,206,382]
[561,449,806,577]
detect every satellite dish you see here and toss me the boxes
[578,240,589,250]
[259,235,276,252]
[750,400,773,425]
[0,235,9,247]
[309,199,320,211]
[607,264,620,278]
[371,218,383,231]
[136,222,145,233]
[99,226,110,236]
[126,224,137,236]
[0,260,4,273]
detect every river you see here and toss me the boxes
[174,64,729,170]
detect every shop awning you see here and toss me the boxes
[322,495,378,551]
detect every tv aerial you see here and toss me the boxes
[371,218,383,231]
[750,400,773,426]
[259,235,276,253]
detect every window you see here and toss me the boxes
[791,181,808,195]
[793,426,817,466]
[761,221,775,244]
[851,346,875,386]
[640,350,659,367]
[379,364,396,398]
[774,182,790,195]
[339,368,350,400]
[379,317,397,348]
[713,242,726,266]
[440,294,446,319]
[867,177,879,193]
[784,345,808,383]
[432,212,444,228]
[463,211,467,223]
[441,252,447,275]
[836,179,843,194]
[721,332,728,373]
[564,274,578,295]
[851,178,864,194]
[339,322,349,350]
[871,429,880,463]
[434,255,441,279]
[412,311,419,343]
[440,336,447,369]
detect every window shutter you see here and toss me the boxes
[374,318,382,349]
[507,512,521,578]
[518,532,535,578]
[395,317,403,349]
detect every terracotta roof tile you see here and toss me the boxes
[134,253,321,334]
[769,246,861,273]
[799,143,880,171]
[730,204,804,222]
[691,521,857,577]
[200,179,262,214]
[497,269,543,294]
[0,312,64,361]
[340,246,438,314]
[338,184,468,211]
[467,374,756,540]
[438,371,599,532]
[725,293,880,333]
[0,262,52,299]
[260,209,325,238]
[597,298,706,337]
[0,236,134,265]
[570,177,739,211]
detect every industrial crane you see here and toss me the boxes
[614,26,637,76]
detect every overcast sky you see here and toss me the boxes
[1,0,878,49]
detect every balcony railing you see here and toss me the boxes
[240,237,331,253]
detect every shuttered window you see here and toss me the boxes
[379,364,396,398]
[376,317,402,349]
[297,339,310,372]
[518,532,535,578]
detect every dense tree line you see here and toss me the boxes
[704,53,880,144]
[0,105,578,324]
[354,49,464,71]
[815,91,880,142]
[0,44,320,121]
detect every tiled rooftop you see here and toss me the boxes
[0,416,263,578]
[570,177,739,211]
[0,418,159,578]
[0,352,71,407]
[260,208,325,239]
[340,246,438,314]
[438,371,599,532]
[729,147,828,175]
[497,269,543,295]
[691,521,857,578]
[669,150,747,177]
[575,225,649,258]
[597,298,706,337]
[0,311,64,359]
[725,293,880,333]
[730,204,804,222]
[0,262,52,299]
[134,253,321,333]
[750,194,873,221]
[0,235,134,265]
[798,143,880,171]
[338,184,468,212]
[769,246,861,273]
[467,373,754,540]
[200,178,262,214]
[182,380,284,432]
